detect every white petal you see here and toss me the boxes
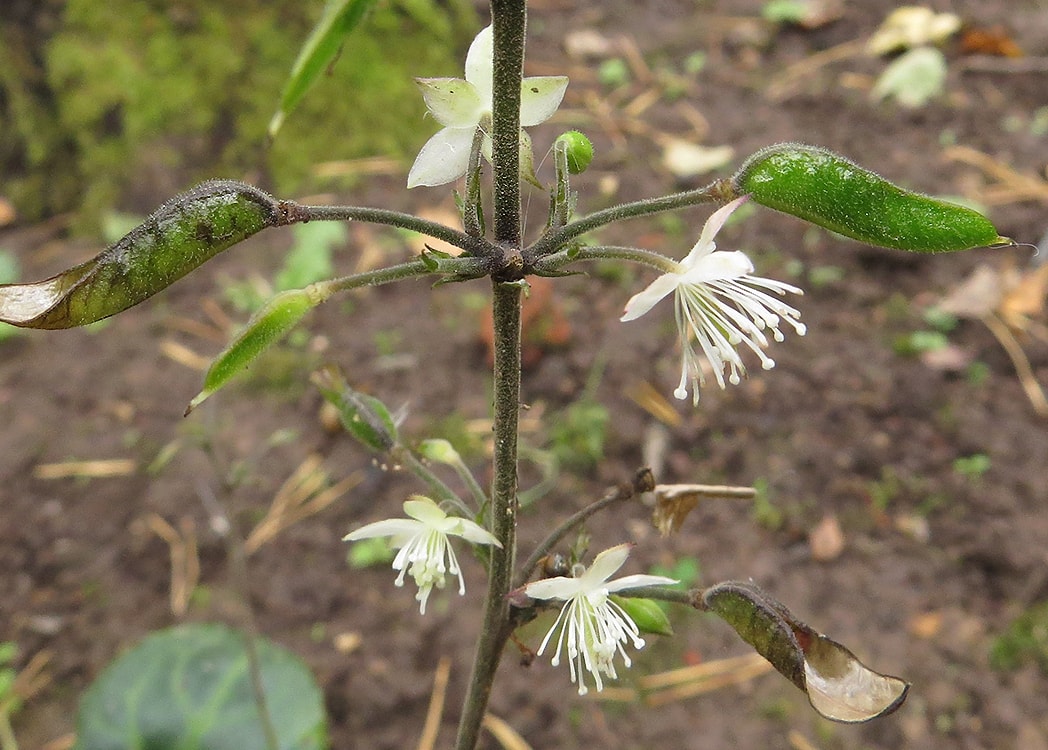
[343,518,421,541]
[681,196,749,267]
[519,76,569,127]
[403,495,448,524]
[605,574,678,593]
[683,249,754,284]
[415,78,485,128]
[449,517,503,547]
[579,544,632,587]
[407,127,474,188]
[621,271,682,321]
[464,25,494,101]
[524,576,581,601]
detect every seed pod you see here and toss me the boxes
[185,286,325,415]
[0,180,290,329]
[704,581,910,723]
[732,143,1010,252]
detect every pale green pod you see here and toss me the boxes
[733,143,1010,252]
[186,287,323,414]
[611,596,673,637]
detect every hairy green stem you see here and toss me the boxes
[526,182,728,260]
[322,256,487,295]
[289,204,491,257]
[533,245,681,276]
[489,0,526,247]
[454,279,523,750]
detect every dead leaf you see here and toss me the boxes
[960,26,1024,58]
[867,6,961,56]
[936,263,1007,319]
[0,197,16,227]
[908,611,944,639]
[661,141,734,179]
[809,514,845,561]
[652,483,757,535]
[999,262,1048,330]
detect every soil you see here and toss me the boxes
[2,1,1047,749]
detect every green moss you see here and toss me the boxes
[15,0,472,231]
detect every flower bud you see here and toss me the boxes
[556,131,594,174]
[416,438,462,465]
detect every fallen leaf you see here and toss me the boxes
[908,611,943,639]
[871,46,947,108]
[960,26,1024,58]
[936,263,1007,319]
[662,141,734,179]
[809,514,845,561]
[867,6,961,56]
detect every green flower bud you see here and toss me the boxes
[611,595,674,637]
[733,143,1010,252]
[416,438,462,465]
[556,131,595,174]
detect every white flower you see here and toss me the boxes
[343,495,501,614]
[621,196,806,405]
[407,25,569,188]
[523,544,677,695]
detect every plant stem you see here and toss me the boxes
[532,245,681,276]
[288,204,492,257]
[489,0,526,249]
[514,468,654,587]
[456,5,526,748]
[321,256,487,296]
[526,181,729,260]
[454,279,523,750]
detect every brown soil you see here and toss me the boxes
[3,1,1048,748]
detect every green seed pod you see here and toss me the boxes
[0,180,290,329]
[703,581,910,722]
[185,286,324,415]
[610,596,674,637]
[732,143,1010,252]
[556,130,595,174]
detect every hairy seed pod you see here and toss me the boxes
[0,180,291,329]
[732,143,1010,252]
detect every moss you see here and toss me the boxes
[7,0,473,230]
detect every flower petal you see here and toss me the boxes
[605,574,678,592]
[448,517,503,547]
[343,518,421,541]
[407,127,474,188]
[523,576,581,601]
[682,249,754,284]
[620,271,682,322]
[519,76,569,127]
[464,25,494,101]
[579,543,632,586]
[403,495,447,524]
[415,78,485,128]
[681,195,749,267]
